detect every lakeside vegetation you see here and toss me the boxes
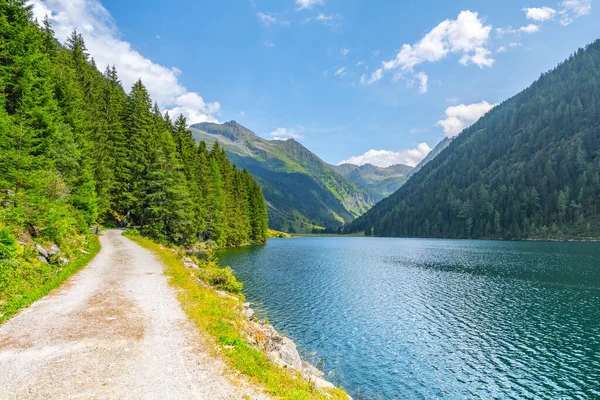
[0,234,100,324]
[0,0,269,319]
[124,230,349,400]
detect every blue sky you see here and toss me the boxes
[32,0,597,167]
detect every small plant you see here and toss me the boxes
[0,225,17,260]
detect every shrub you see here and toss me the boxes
[0,226,17,260]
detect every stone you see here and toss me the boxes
[37,256,49,264]
[242,303,255,320]
[36,244,49,260]
[47,244,61,257]
[276,337,303,370]
[182,257,200,270]
[57,257,70,265]
[28,223,41,238]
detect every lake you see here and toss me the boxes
[218,237,600,399]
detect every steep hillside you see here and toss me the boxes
[332,163,414,199]
[406,137,452,179]
[348,39,600,240]
[190,122,375,231]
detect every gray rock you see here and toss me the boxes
[182,257,200,270]
[276,337,303,370]
[242,303,255,320]
[36,256,49,264]
[57,257,70,265]
[36,244,49,260]
[3,189,15,197]
[28,223,41,237]
[47,244,61,257]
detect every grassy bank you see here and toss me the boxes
[0,235,101,324]
[124,231,348,399]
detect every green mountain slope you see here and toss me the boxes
[190,122,375,231]
[406,137,452,180]
[348,39,600,240]
[331,163,414,199]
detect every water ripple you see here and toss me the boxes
[218,238,600,400]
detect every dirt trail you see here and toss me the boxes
[0,229,266,399]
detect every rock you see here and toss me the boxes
[3,189,15,197]
[47,244,61,257]
[80,249,89,255]
[302,361,325,378]
[56,257,70,265]
[242,303,255,320]
[182,257,200,270]
[36,244,49,260]
[276,337,303,370]
[36,256,48,264]
[28,223,41,238]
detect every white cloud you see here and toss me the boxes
[496,24,540,37]
[316,13,335,21]
[30,0,220,125]
[459,47,495,68]
[363,11,493,85]
[524,6,557,21]
[496,46,507,53]
[436,101,495,137]
[356,61,365,66]
[522,1,590,26]
[416,72,428,94]
[257,12,277,25]
[167,93,221,125]
[559,0,592,25]
[155,34,161,40]
[264,40,275,47]
[360,68,383,84]
[339,143,433,168]
[334,67,347,77]
[270,128,303,140]
[341,47,351,56]
[240,111,245,116]
[372,49,380,56]
[296,0,323,10]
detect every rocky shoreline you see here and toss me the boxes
[241,302,337,391]
[184,257,340,393]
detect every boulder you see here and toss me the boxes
[36,256,49,264]
[36,244,49,260]
[276,337,303,370]
[28,223,41,238]
[182,257,200,270]
[242,303,255,320]
[56,257,70,265]
[47,244,61,257]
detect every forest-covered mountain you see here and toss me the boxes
[405,137,452,180]
[331,163,414,199]
[348,39,600,240]
[0,2,268,252]
[190,122,375,232]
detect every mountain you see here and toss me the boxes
[406,137,452,179]
[348,39,600,240]
[331,163,414,199]
[190,121,376,232]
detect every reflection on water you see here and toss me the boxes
[218,238,600,399]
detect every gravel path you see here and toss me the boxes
[0,229,267,400]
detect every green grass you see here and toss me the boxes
[0,235,101,324]
[124,232,348,400]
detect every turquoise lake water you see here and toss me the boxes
[218,237,600,399]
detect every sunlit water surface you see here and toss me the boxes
[218,237,600,399]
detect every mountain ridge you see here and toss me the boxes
[190,121,376,232]
[347,39,600,240]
